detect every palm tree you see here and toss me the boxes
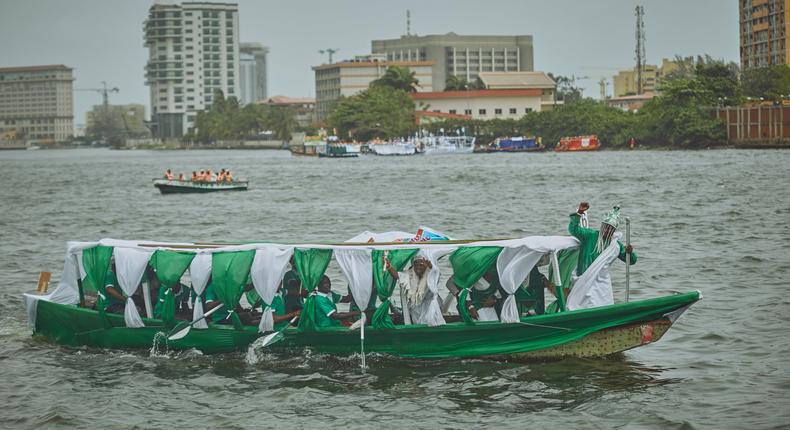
[371,66,419,92]
[445,75,469,91]
[266,106,298,142]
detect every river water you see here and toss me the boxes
[0,148,788,429]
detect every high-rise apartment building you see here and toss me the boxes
[239,42,268,104]
[144,2,240,138]
[612,58,678,97]
[371,33,534,90]
[739,0,790,68]
[0,65,74,144]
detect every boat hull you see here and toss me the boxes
[29,291,700,359]
[153,180,248,194]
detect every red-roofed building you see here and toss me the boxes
[259,95,315,127]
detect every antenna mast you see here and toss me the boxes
[635,5,646,95]
[406,10,411,36]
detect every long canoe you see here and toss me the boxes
[29,291,700,359]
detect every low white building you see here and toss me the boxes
[411,71,557,120]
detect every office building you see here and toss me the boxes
[144,2,240,138]
[612,58,678,97]
[371,33,534,91]
[239,42,269,104]
[313,54,434,121]
[0,65,74,145]
[740,0,790,68]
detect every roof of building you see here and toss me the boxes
[313,60,434,70]
[0,64,72,73]
[478,72,556,89]
[259,96,316,105]
[412,89,544,100]
[608,92,656,102]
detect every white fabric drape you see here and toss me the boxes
[114,247,153,328]
[496,246,545,323]
[567,232,622,310]
[250,246,293,333]
[336,249,374,311]
[189,253,212,329]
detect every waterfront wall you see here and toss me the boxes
[716,104,790,142]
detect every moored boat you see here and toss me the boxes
[153,179,248,194]
[420,136,476,155]
[368,141,419,156]
[555,135,601,152]
[22,234,700,360]
[479,136,544,153]
[317,143,360,158]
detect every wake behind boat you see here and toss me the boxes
[23,221,700,360]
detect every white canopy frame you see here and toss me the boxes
[250,245,294,333]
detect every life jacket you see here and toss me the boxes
[165,172,174,180]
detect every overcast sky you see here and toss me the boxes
[0,0,738,124]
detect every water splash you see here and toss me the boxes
[149,331,169,357]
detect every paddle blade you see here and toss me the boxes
[260,331,284,348]
[168,325,191,341]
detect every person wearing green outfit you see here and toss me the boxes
[314,275,360,328]
[282,257,306,314]
[245,286,301,329]
[569,202,637,278]
[103,262,126,314]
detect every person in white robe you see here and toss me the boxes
[392,256,446,327]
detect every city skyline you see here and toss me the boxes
[0,0,738,124]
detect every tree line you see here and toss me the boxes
[326,59,790,148]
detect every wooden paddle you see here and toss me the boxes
[167,303,224,341]
[257,316,299,348]
[37,272,51,293]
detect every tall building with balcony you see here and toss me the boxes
[740,0,790,68]
[371,33,534,91]
[144,2,240,138]
[0,65,74,145]
[239,42,268,104]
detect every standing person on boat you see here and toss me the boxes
[314,275,360,327]
[569,202,637,277]
[387,256,445,326]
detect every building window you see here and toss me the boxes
[464,109,472,115]
[449,109,456,114]
[525,108,533,113]
[509,108,517,114]
[495,108,502,115]
[478,109,486,115]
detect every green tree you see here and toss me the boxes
[445,75,470,91]
[266,105,299,141]
[547,73,583,104]
[371,66,420,93]
[741,65,790,101]
[328,86,416,141]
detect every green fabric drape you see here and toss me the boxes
[547,248,579,313]
[150,250,195,328]
[211,250,255,329]
[293,248,334,331]
[371,249,419,329]
[449,246,503,324]
[82,245,114,326]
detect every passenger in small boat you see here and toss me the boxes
[475,293,500,322]
[225,170,233,183]
[570,202,637,277]
[282,257,305,313]
[177,173,185,181]
[245,284,301,329]
[314,275,360,327]
[514,256,552,316]
[387,256,445,326]
[103,261,127,314]
[191,171,198,182]
[198,170,206,182]
[164,169,174,180]
[206,169,216,182]
[217,169,226,182]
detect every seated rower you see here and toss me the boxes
[198,170,206,182]
[178,172,185,181]
[475,293,500,322]
[191,171,198,182]
[314,275,360,328]
[514,256,553,316]
[246,284,301,329]
[217,169,226,183]
[164,169,174,180]
[103,261,127,314]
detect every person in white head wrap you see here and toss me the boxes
[569,202,637,277]
[390,256,446,327]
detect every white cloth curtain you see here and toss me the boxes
[189,253,212,329]
[496,246,545,323]
[336,249,373,311]
[23,249,84,328]
[566,232,622,311]
[250,246,293,333]
[113,247,154,328]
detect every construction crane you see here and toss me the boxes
[76,81,119,109]
[319,49,339,64]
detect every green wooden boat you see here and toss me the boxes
[153,179,248,194]
[23,237,701,360]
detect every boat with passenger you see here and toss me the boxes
[23,222,700,360]
[153,179,248,194]
[419,136,476,155]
